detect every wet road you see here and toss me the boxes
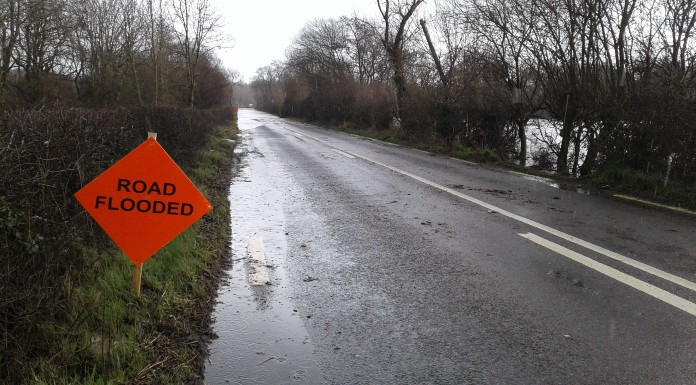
[205,109,696,385]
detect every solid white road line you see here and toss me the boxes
[519,232,696,318]
[247,234,270,286]
[332,149,356,159]
[278,124,696,294]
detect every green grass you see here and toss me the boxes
[334,125,502,164]
[30,122,237,385]
[590,165,696,211]
[348,128,409,146]
[449,145,501,163]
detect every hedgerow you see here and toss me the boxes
[0,106,234,383]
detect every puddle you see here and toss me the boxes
[204,115,324,384]
[521,175,591,195]
[549,182,591,195]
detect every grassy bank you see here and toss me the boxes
[28,122,236,385]
[329,126,502,164]
[589,165,696,212]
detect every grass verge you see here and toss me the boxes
[589,165,696,212]
[29,122,237,385]
[320,124,502,164]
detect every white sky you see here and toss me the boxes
[211,0,380,83]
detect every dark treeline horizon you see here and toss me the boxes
[250,0,696,184]
[0,0,234,110]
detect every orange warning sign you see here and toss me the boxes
[74,137,212,266]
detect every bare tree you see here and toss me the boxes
[168,0,225,107]
[661,0,696,75]
[577,0,637,176]
[461,0,541,165]
[15,0,72,104]
[417,1,476,145]
[73,0,127,105]
[344,16,388,84]
[251,61,285,113]
[0,0,20,107]
[146,0,168,105]
[377,0,425,125]
[524,0,611,174]
[120,0,145,105]
[286,18,352,80]
[419,18,447,86]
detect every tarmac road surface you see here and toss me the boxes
[204,109,696,385]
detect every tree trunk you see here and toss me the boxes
[129,50,144,106]
[379,0,425,131]
[391,50,405,123]
[420,19,447,87]
[557,95,573,175]
[580,124,600,176]
[518,118,527,166]
[572,125,583,177]
[557,120,573,175]
[189,81,195,108]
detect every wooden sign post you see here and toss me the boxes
[131,132,158,296]
[74,132,212,297]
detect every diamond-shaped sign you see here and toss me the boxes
[75,137,212,266]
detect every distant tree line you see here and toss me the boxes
[251,0,696,184]
[0,0,234,110]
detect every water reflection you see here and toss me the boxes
[521,175,591,194]
[204,116,324,384]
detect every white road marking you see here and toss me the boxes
[247,234,270,286]
[520,233,696,318]
[355,154,696,294]
[449,157,478,166]
[613,194,696,216]
[277,125,696,294]
[332,149,356,159]
[508,170,555,184]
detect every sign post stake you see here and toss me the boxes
[132,132,158,297]
[133,264,142,297]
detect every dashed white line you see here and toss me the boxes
[520,232,696,318]
[449,157,478,166]
[332,149,356,159]
[247,234,270,286]
[508,170,555,183]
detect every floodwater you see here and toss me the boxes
[203,116,324,384]
[524,118,587,171]
[517,173,591,195]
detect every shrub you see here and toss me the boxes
[0,106,233,382]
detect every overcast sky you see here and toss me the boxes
[211,0,380,82]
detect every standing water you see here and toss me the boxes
[204,112,324,384]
